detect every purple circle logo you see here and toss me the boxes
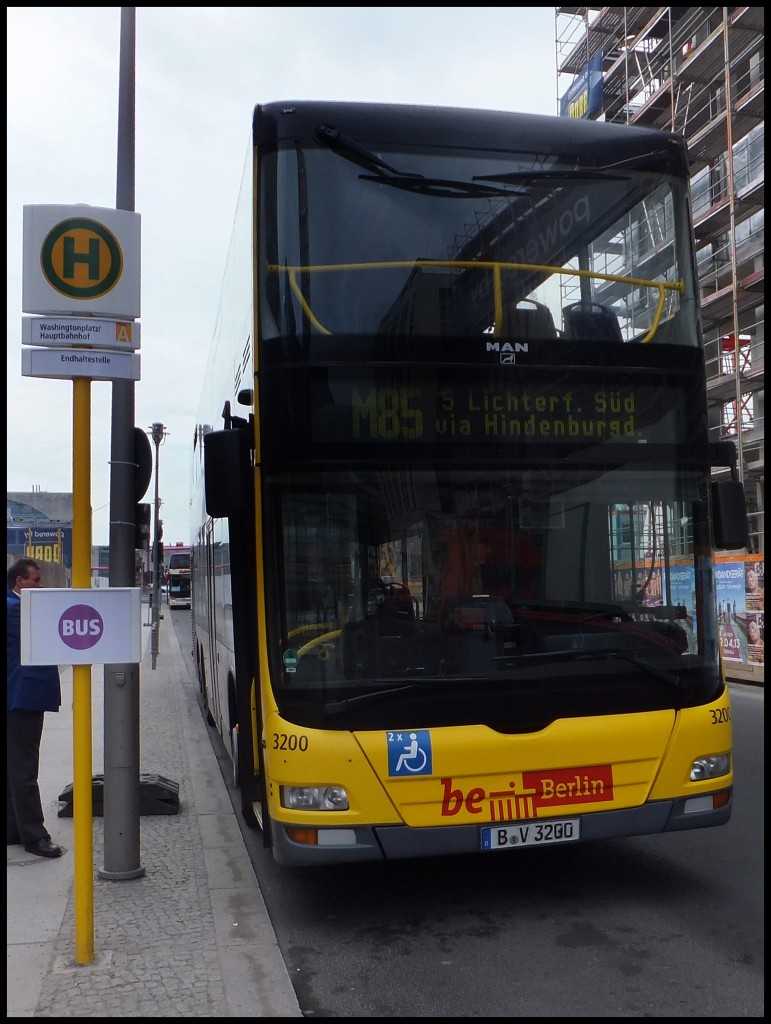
[58,604,104,650]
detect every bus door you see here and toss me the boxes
[204,519,222,728]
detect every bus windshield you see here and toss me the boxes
[167,551,190,571]
[269,458,715,728]
[259,113,698,348]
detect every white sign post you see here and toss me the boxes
[22,204,140,318]
[22,316,140,350]
[21,203,142,383]
[20,199,145,959]
[21,346,140,382]
[21,588,142,665]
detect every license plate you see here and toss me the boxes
[480,817,580,851]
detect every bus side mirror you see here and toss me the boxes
[709,440,749,550]
[203,428,251,518]
[711,480,749,551]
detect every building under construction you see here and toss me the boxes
[555,7,763,556]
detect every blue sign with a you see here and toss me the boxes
[387,730,433,776]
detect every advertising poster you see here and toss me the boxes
[744,557,764,611]
[639,566,663,607]
[742,555,764,667]
[746,612,764,665]
[669,562,697,653]
[715,555,764,668]
[6,524,72,568]
[715,559,746,663]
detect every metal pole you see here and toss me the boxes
[101,5,145,881]
[150,422,165,669]
[721,7,745,490]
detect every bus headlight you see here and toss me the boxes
[689,754,731,781]
[280,785,349,811]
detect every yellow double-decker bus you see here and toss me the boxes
[191,101,748,865]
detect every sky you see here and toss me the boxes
[7,6,560,547]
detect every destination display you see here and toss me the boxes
[308,372,690,447]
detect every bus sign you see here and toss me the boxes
[21,587,142,665]
[22,204,140,318]
[22,315,140,350]
[22,346,140,382]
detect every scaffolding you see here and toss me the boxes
[555,7,764,556]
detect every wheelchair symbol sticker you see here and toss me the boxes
[387,730,432,776]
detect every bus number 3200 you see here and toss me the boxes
[272,733,309,752]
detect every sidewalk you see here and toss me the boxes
[7,614,302,1017]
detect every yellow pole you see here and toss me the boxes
[72,377,94,964]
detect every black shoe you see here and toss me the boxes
[24,838,62,858]
[7,837,22,846]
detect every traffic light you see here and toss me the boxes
[134,427,153,500]
[153,541,164,565]
[135,503,151,550]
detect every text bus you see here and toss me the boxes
[192,101,747,865]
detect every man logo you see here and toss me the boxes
[40,218,124,300]
[485,341,528,365]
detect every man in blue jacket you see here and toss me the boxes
[7,557,62,857]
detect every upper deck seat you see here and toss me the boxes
[504,299,557,340]
[562,301,623,343]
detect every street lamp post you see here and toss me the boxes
[100,5,145,884]
[150,421,165,668]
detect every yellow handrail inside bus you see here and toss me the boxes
[287,623,337,641]
[268,259,685,345]
[296,630,341,660]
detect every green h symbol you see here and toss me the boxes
[63,236,101,281]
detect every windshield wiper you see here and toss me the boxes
[474,169,626,184]
[323,646,689,714]
[510,600,633,623]
[314,123,421,178]
[324,683,422,715]
[323,669,459,714]
[526,647,686,690]
[359,174,520,198]
[315,123,524,198]
[488,643,687,690]
[583,649,682,687]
